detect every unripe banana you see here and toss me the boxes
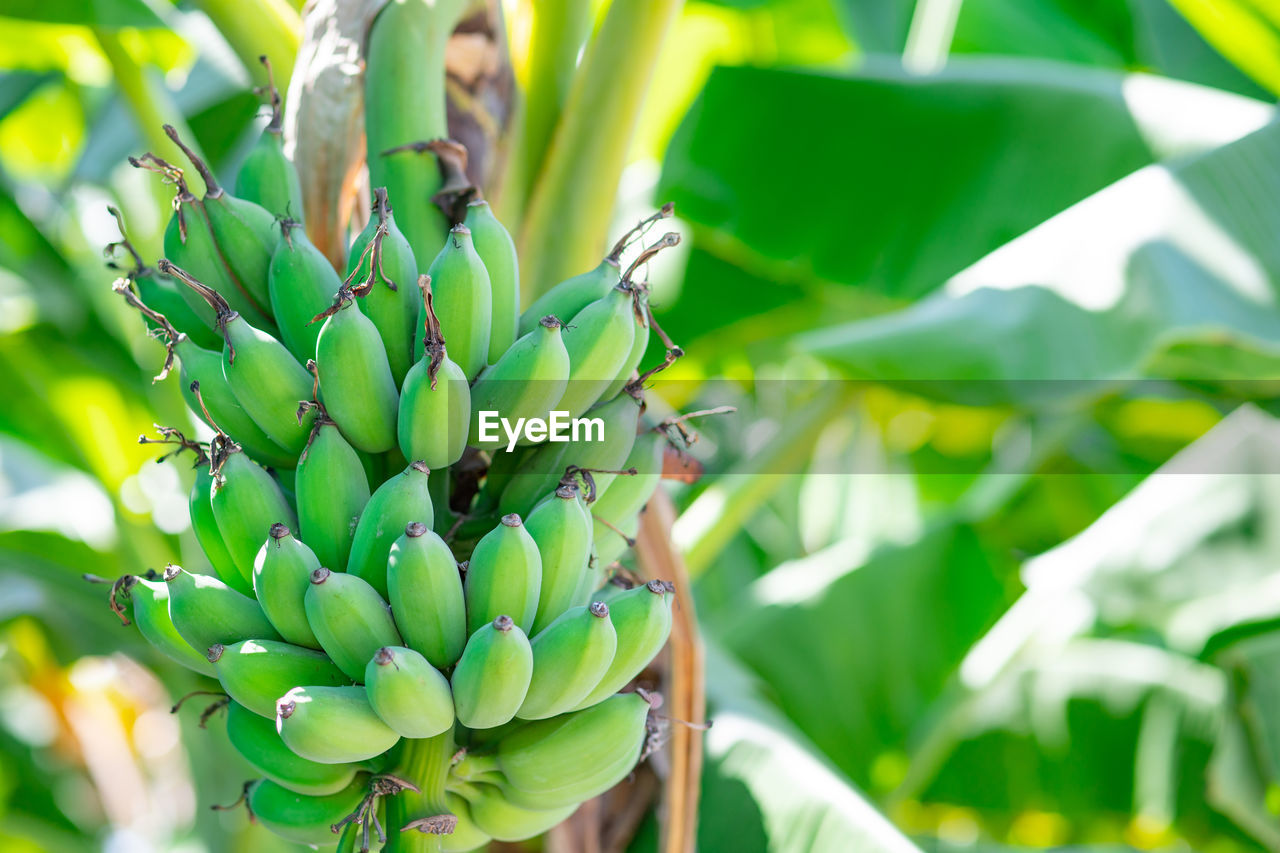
[176,341,295,468]
[458,782,576,842]
[247,774,369,846]
[165,124,278,310]
[365,0,467,268]
[465,200,519,362]
[558,285,637,418]
[602,297,650,400]
[456,692,650,810]
[276,684,401,763]
[398,279,470,469]
[209,638,348,719]
[467,316,570,448]
[106,206,222,347]
[305,568,402,681]
[225,700,358,796]
[137,157,275,330]
[348,461,433,597]
[571,581,672,710]
[420,224,491,379]
[188,462,247,594]
[295,418,371,570]
[253,524,322,648]
[234,57,305,224]
[517,602,617,720]
[163,564,279,654]
[518,258,618,337]
[364,646,453,738]
[451,615,533,729]
[348,187,419,384]
[526,485,593,634]
[134,269,221,349]
[498,393,641,518]
[126,575,217,676]
[162,260,317,454]
[269,220,342,362]
[210,442,298,589]
[443,794,493,852]
[589,429,665,567]
[464,514,542,634]
[113,281,293,468]
[386,522,466,668]
[315,293,400,453]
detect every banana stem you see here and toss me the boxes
[191,0,302,87]
[517,0,683,299]
[502,0,593,227]
[384,727,457,851]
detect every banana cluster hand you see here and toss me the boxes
[107,51,691,851]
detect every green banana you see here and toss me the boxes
[572,581,672,710]
[467,316,570,449]
[497,392,642,519]
[235,56,305,223]
[441,794,494,852]
[132,155,276,330]
[295,417,371,570]
[304,568,402,681]
[209,439,299,590]
[455,692,651,810]
[209,638,348,719]
[465,200,519,362]
[161,260,317,454]
[225,700,358,796]
[464,514,542,635]
[163,564,279,655]
[314,292,400,453]
[526,485,593,634]
[517,601,617,720]
[179,445,246,594]
[165,124,279,310]
[451,615,533,729]
[398,278,470,469]
[253,524,322,648]
[112,281,294,468]
[269,220,343,362]
[347,187,419,384]
[592,514,639,572]
[124,575,217,676]
[419,224,491,379]
[516,205,673,336]
[364,0,467,268]
[589,429,665,567]
[248,774,369,846]
[558,285,637,418]
[276,684,401,763]
[347,461,433,597]
[386,522,466,668]
[106,206,220,349]
[364,646,454,738]
[602,295,650,400]
[518,258,618,336]
[457,782,576,842]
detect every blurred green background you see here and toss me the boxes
[4,0,1280,851]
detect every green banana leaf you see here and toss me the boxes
[795,115,1280,404]
[658,60,1269,303]
[700,639,925,852]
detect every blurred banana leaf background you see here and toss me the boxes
[3,0,1280,851]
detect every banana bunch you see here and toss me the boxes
[104,53,691,852]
